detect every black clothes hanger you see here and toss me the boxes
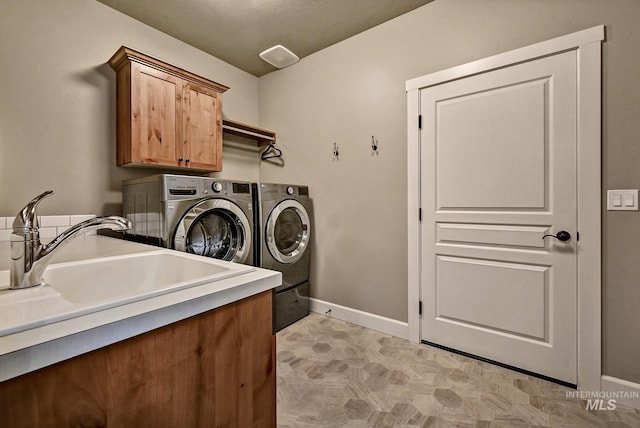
[261,143,283,160]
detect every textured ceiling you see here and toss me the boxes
[97,0,433,77]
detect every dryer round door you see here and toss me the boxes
[265,199,311,264]
[174,199,251,264]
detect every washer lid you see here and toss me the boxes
[265,199,311,264]
[174,199,251,264]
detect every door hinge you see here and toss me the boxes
[418,208,422,222]
[418,115,422,129]
[419,300,423,315]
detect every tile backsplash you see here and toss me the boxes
[0,215,95,241]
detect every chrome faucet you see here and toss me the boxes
[10,190,132,289]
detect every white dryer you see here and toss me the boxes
[123,174,254,265]
[254,183,312,331]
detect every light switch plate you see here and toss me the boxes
[607,189,639,211]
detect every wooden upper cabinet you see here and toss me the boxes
[135,64,181,167]
[183,81,223,170]
[108,46,229,171]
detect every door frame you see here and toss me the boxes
[406,25,604,391]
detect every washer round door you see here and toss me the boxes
[265,199,311,264]
[174,199,251,264]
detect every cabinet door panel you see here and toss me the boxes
[183,82,222,171]
[0,291,275,427]
[132,64,182,166]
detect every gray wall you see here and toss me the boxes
[0,0,260,217]
[258,0,640,383]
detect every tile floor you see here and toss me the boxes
[276,313,640,427]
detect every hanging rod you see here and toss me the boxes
[222,119,276,146]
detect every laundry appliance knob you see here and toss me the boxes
[212,182,223,193]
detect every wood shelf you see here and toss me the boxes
[223,119,276,146]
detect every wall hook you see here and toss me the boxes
[371,136,378,154]
[333,142,340,160]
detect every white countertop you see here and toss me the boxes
[0,235,281,382]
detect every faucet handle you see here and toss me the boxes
[13,190,54,231]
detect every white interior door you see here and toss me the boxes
[420,50,577,384]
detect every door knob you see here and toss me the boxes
[542,231,571,242]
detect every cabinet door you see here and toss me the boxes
[182,81,222,171]
[131,63,182,166]
[0,290,275,427]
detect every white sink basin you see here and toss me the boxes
[0,250,254,336]
[46,251,248,304]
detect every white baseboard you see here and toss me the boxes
[309,298,409,340]
[601,375,640,410]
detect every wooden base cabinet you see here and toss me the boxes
[108,46,229,172]
[0,290,276,428]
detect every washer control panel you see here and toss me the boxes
[165,175,198,198]
[161,175,252,200]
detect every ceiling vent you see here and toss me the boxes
[259,45,299,69]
